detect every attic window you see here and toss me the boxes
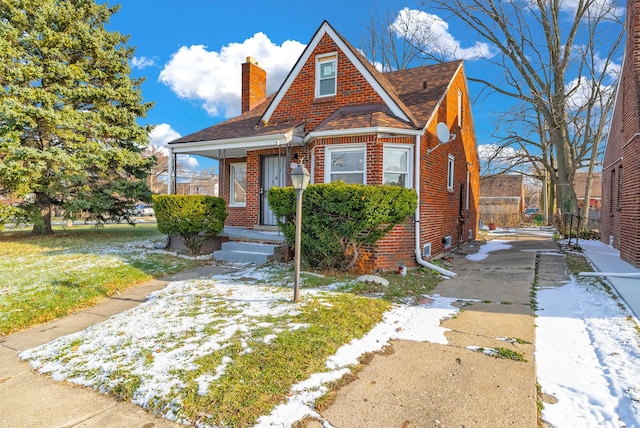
[316,53,337,97]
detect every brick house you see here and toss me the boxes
[601,0,640,267]
[167,21,480,270]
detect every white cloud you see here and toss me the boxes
[179,155,200,172]
[149,123,180,150]
[594,52,621,80]
[559,0,625,19]
[148,123,200,172]
[391,8,496,61]
[159,33,305,118]
[131,56,155,70]
[478,144,522,161]
[564,77,614,111]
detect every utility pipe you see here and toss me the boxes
[414,134,457,278]
[578,272,640,279]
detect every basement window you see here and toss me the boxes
[423,243,432,258]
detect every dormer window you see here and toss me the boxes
[316,53,337,97]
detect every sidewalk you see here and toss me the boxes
[578,239,640,319]
[0,264,236,428]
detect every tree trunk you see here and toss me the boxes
[550,126,578,215]
[31,192,53,235]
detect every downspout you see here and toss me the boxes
[414,134,457,277]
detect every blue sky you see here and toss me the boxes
[106,0,622,174]
[105,0,477,172]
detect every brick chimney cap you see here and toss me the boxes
[245,56,258,65]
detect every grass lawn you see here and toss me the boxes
[20,264,452,427]
[4,224,445,426]
[0,223,201,335]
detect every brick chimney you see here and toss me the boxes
[241,56,266,114]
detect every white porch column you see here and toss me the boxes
[167,148,176,194]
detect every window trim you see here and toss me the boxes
[324,144,366,184]
[383,144,413,188]
[447,154,455,192]
[316,53,337,98]
[229,162,247,207]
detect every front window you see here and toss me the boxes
[229,162,246,206]
[316,54,337,97]
[326,145,365,184]
[447,154,455,192]
[383,146,412,188]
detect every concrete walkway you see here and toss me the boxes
[0,265,236,428]
[578,239,640,319]
[321,230,566,427]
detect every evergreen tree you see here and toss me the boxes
[0,0,154,234]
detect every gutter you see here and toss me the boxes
[413,134,457,278]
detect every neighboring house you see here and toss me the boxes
[601,0,640,267]
[167,21,480,270]
[479,174,525,226]
[574,171,601,212]
[188,175,219,196]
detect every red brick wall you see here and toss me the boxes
[621,136,640,266]
[268,34,385,131]
[221,148,308,228]
[417,68,479,263]
[601,0,640,266]
[242,58,266,114]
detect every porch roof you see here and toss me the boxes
[168,95,305,159]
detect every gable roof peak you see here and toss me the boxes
[261,20,417,126]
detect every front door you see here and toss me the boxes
[261,155,286,226]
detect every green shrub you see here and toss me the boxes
[268,182,417,271]
[153,194,227,254]
[0,203,18,231]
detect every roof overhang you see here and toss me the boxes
[304,126,422,143]
[167,129,300,160]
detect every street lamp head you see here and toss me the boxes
[291,164,310,190]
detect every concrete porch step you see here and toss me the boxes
[213,241,283,265]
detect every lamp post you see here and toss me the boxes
[291,163,310,302]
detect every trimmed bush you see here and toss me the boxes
[268,182,417,271]
[153,194,227,254]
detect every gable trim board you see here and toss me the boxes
[166,20,480,271]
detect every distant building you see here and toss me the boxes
[574,171,601,212]
[479,174,524,226]
[188,175,219,196]
[601,0,640,266]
